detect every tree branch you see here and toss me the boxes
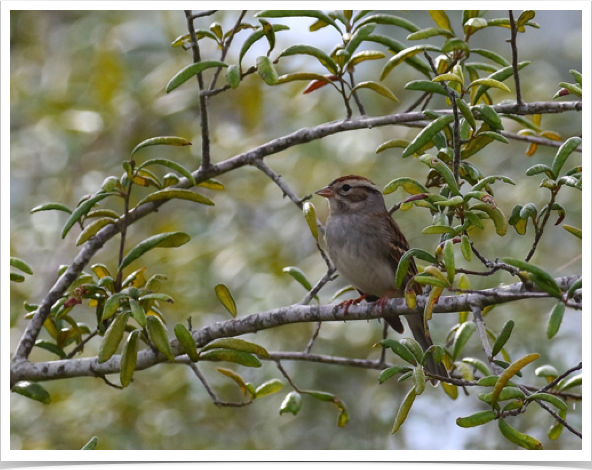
[11,101,581,363]
[508,11,524,107]
[10,275,580,384]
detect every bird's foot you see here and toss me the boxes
[373,296,391,314]
[338,294,369,315]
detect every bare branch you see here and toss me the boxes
[500,131,582,152]
[189,10,218,20]
[541,362,582,393]
[208,11,247,92]
[508,11,524,107]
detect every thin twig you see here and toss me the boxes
[190,10,218,20]
[348,71,366,116]
[525,190,558,262]
[471,305,503,374]
[95,374,123,390]
[115,179,133,291]
[252,160,309,208]
[185,10,212,170]
[304,322,323,354]
[508,11,524,107]
[541,362,582,393]
[405,91,430,113]
[209,11,247,92]
[275,360,302,392]
[187,361,252,408]
[64,329,99,359]
[300,267,337,305]
[501,131,582,152]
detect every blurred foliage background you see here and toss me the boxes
[10,10,582,450]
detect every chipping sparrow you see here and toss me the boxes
[316,175,447,380]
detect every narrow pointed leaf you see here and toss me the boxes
[491,320,514,357]
[407,27,454,41]
[357,14,420,32]
[255,379,284,398]
[256,56,278,85]
[255,10,340,31]
[120,330,141,387]
[378,366,413,384]
[452,321,477,360]
[498,419,543,450]
[76,217,117,246]
[239,25,290,66]
[470,49,510,67]
[302,202,318,241]
[392,387,417,433]
[403,115,455,158]
[551,137,582,178]
[491,353,540,405]
[404,80,449,96]
[61,193,114,239]
[166,60,228,93]
[136,188,214,208]
[547,302,565,339]
[12,382,51,404]
[351,81,398,102]
[217,368,249,396]
[119,232,191,272]
[10,257,33,275]
[214,283,237,317]
[200,348,262,368]
[146,315,175,362]
[201,338,270,358]
[174,323,199,362]
[31,203,72,215]
[381,45,440,81]
[456,410,497,428]
[81,436,99,450]
[278,44,338,74]
[429,10,454,33]
[98,312,130,364]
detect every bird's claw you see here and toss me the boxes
[338,294,368,315]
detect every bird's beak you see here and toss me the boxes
[315,186,334,198]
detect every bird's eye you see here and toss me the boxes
[342,184,351,192]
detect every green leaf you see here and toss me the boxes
[76,217,117,246]
[173,324,199,362]
[366,34,431,77]
[517,10,536,27]
[380,45,440,81]
[526,163,554,178]
[198,178,225,191]
[551,137,582,178]
[98,312,130,364]
[81,436,99,450]
[407,27,454,41]
[566,278,582,298]
[526,392,566,411]
[376,139,411,154]
[166,60,228,93]
[276,72,333,86]
[225,64,241,89]
[443,239,455,284]
[239,25,290,67]
[129,298,147,328]
[569,69,582,86]
[473,61,530,104]
[12,381,51,404]
[429,10,454,33]
[498,419,543,450]
[345,23,376,55]
[383,177,428,195]
[200,348,262,368]
[357,14,420,33]
[61,193,115,239]
[277,44,338,75]
[432,73,463,85]
[473,104,503,130]
[492,320,515,357]
[404,80,449,97]
[480,387,526,404]
[31,202,72,215]
[280,391,302,415]
[146,315,175,362]
[201,338,270,358]
[547,302,565,339]
[217,368,250,397]
[472,175,516,191]
[256,56,279,85]
[421,225,458,236]
[378,366,413,384]
[452,321,477,360]
[456,410,497,428]
[455,98,476,130]
[470,203,508,236]
[351,81,398,102]
[491,353,540,405]
[302,202,318,241]
[462,357,491,376]
[470,49,510,67]
[137,158,196,185]
[119,232,191,272]
[282,266,313,291]
[403,115,455,158]
[501,258,562,298]
[258,19,276,54]
[346,50,385,68]
[255,379,284,398]
[214,283,238,317]
[418,154,460,195]
[557,373,581,391]
[392,387,417,433]
[442,39,469,53]
[380,339,417,365]
[255,10,340,32]
[136,188,214,208]
[548,409,567,440]
[10,257,33,275]
[34,340,66,359]
[469,78,511,93]
[101,292,128,321]
[120,330,141,387]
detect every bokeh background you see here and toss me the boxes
[10,9,582,450]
